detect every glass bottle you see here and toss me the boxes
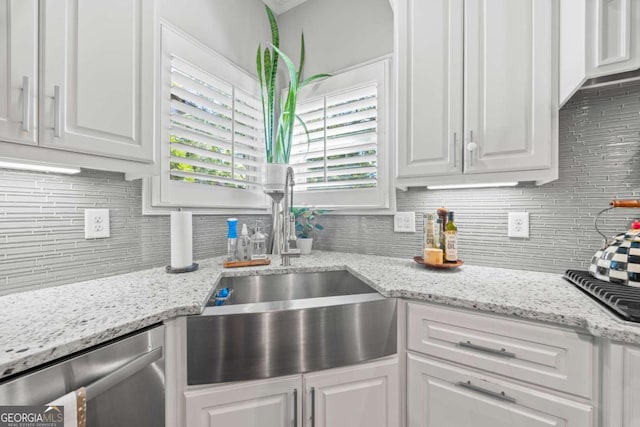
[425,214,436,249]
[445,211,458,262]
[250,220,267,260]
[238,224,251,261]
[435,218,443,251]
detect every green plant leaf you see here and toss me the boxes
[256,45,270,162]
[315,224,324,230]
[271,45,301,163]
[297,33,305,85]
[271,46,299,92]
[265,5,279,48]
[265,6,279,156]
[259,6,280,164]
[263,49,272,89]
[300,73,331,89]
[294,114,313,158]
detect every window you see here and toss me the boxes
[146,25,267,212]
[144,26,393,214]
[169,58,263,191]
[291,59,393,211]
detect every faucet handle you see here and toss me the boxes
[282,249,301,256]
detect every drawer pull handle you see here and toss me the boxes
[22,76,31,132]
[293,388,298,427]
[459,341,516,358]
[310,387,316,427]
[453,132,458,168]
[53,85,62,138]
[456,380,517,404]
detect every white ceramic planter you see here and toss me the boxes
[297,237,313,255]
[263,163,289,192]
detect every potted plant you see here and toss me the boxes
[257,6,330,190]
[292,207,326,254]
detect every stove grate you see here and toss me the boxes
[564,270,640,322]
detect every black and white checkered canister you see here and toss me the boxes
[589,231,640,287]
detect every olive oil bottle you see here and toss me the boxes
[444,211,458,262]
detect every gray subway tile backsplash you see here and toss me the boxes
[1,81,640,294]
[314,82,640,273]
[0,170,269,295]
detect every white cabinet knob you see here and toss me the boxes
[466,142,477,152]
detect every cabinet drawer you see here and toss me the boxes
[407,302,593,398]
[407,353,593,427]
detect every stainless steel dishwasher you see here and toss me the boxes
[0,324,164,427]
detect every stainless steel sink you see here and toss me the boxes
[205,270,378,306]
[187,270,397,385]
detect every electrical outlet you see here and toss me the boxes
[394,212,416,232]
[508,212,529,238]
[85,209,110,239]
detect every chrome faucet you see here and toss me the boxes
[281,167,300,266]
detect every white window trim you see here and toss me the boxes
[143,23,269,215]
[292,56,396,214]
[142,25,396,216]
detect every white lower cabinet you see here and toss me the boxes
[602,341,640,427]
[184,375,301,427]
[406,302,594,398]
[183,358,399,427]
[407,353,594,427]
[303,358,399,427]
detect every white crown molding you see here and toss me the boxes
[262,0,310,15]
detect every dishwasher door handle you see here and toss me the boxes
[84,347,163,401]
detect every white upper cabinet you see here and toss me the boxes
[0,0,38,145]
[464,0,555,174]
[40,0,155,163]
[560,0,640,105]
[587,0,640,77]
[396,0,558,188]
[396,0,463,179]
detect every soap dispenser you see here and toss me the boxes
[226,218,238,261]
[238,224,251,261]
[250,220,267,260]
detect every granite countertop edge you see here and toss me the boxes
[1,251,639,381]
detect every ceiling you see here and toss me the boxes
[262,0,310,15]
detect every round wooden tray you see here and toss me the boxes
[413,256,464,269]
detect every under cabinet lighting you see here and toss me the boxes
[0,161,81,175]
[427,182,518,190]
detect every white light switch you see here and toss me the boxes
[508,212,529,238]
[394,212,416,232]
[85,209,110,239]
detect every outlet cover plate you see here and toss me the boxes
[394,212,416,233]
[85,209,110,239]
[508,212,529,238]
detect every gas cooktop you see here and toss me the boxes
[564,270,640,323]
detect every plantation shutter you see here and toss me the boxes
[287,59,391,211]
[169,57,263,190]
[149,24,268,211]
[290,83,378,191]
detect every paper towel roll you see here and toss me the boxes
[171,211,193,269]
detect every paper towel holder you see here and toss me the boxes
[166,263,199,274]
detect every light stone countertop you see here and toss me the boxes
[0,251,638,380]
